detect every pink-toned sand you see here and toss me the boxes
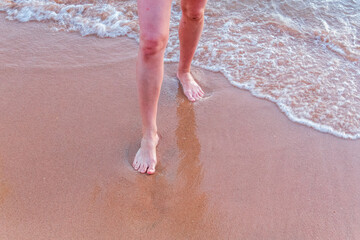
[1,15,360,239]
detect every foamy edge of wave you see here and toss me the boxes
[0,2,139,38]
[230,78,360,140]
[172,62,359,140]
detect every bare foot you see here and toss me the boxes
[177,72,204,102]
[132,134,159,175]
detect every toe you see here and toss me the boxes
[140,164,148,173]
[199,89,205,96]
[134,161,141,170]
[192,93,199,101]
[147,163,156,175]
[137,163,145,173]
[195,92,201,100]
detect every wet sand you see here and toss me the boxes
[1,15,360,240]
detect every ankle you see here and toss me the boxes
[177,72,193,84]
[177,69,191,76]
[142,131,158,141]
[141,134,159,148]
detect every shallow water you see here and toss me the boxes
[1,0,360,139]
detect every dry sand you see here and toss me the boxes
[1,15,360,239]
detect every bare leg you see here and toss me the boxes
[177,0,207,101]
[133,0,172,174]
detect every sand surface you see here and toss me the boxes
[1,15,360,240]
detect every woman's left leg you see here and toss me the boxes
[177,0,207,101]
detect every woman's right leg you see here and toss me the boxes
[133,0,172,174]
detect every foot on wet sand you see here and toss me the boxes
[177,72,205,102]
[132,134,159,175]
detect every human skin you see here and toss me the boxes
[133,0,207,174]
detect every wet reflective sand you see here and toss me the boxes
[1,16,360,239]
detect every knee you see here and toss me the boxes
[181,5,205,21]
[139,33,169,56]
